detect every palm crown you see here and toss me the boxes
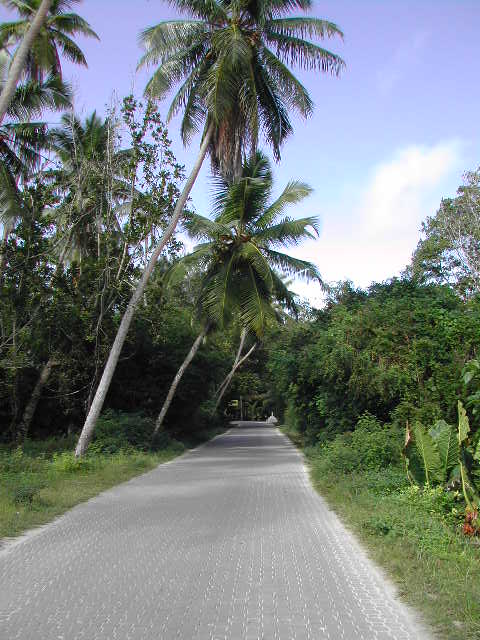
[139,0,344,180]
[0,0,98,82]
[172,151,321,335]
[0,48,72,223]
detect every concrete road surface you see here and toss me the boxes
[0,424,432,640]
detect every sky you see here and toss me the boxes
[3,0,480,304]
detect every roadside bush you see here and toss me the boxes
[5,472,46,506]
[308,412,402,475]
[93,410,155,452]
[50,452,94,473]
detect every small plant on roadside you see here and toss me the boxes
[403,398,480,536]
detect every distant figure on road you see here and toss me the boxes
[266,413,278,425]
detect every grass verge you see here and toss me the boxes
[0,421,226,542]
[281,425,480,640]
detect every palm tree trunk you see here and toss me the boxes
[215,328,246,398]
[18,357,56,441]
[152,323,210,438]
[214,342,256,412]
[0,220,13,281]
[0,0,54,123]
[74,124,214,457]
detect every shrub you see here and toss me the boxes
[93,410,156,452]
[6,473,46,506]
[308,412,402,475]
[50,452,94,473]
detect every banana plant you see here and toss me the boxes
[403,403,479,507]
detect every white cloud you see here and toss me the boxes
[290,140,463,305]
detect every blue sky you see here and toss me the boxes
[3,0,480,303]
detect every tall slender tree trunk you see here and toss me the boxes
[0,220,13,281]
[214,341,256,412]
[18,357,56,441]
[75,124,214,457]
[0,0,54,123]
[152,323,210,438]
[215,328,246,399]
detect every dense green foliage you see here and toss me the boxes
[0,97,238,443]
[266,279,480,443]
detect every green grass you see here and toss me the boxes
[0,419,228,542]
[281,425,480,640]
[0,440,185,541]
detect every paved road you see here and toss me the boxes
[0,424,431,640]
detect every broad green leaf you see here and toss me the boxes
[412,421,442,486]
[403,422,424,485]
[429,419,458,480]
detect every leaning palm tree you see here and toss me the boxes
[0,0,97,121]
[139,0,344,180]
[75,0,343,457]
[0,49,72,274]
[0,0,98,82]
[0,0,53,121]
[152,151,321,434]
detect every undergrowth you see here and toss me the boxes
[0,410,223,541]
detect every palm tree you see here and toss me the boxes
[48,111,129,265]
[182,151,321,332]
[0,48,72,274]
[0,0,98,82]
[75,0,343,456]
[0,0,97,121]
[152,151,321,434]
[0,0,53,121]
[139,0,344,180]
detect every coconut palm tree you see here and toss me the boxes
[139,0,344,180]
[48,111,129,265]
[152,151,321,434]
[0,47,72,273]
[0,0,98,82]
[0,0,97,121]
[75,0,343,457]
[0,0,53,121]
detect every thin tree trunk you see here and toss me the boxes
[152,323,210,438]
[0,0,54,123]
[18,357,56,441]
[75,124,214,457]
[214,342,256,412]
[215,328,246,398]
[0,220,13,281]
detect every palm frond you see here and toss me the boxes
[8,74,72,119]
[255,215,319,247]
[267,17,343,40]
[138,20,208,67]
[263,247,322,282]
[199,252,236,327]
[48,13,99,39]
[49,29,88,66]
[261,46,313,117]
[164,0,228,22]
[265,31,345,75]
[184,212,232,240]
[238,240,274,292]
[255,179,312,227]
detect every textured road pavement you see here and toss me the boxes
[0,424,432,640]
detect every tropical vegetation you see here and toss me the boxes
[0,1,479,637]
